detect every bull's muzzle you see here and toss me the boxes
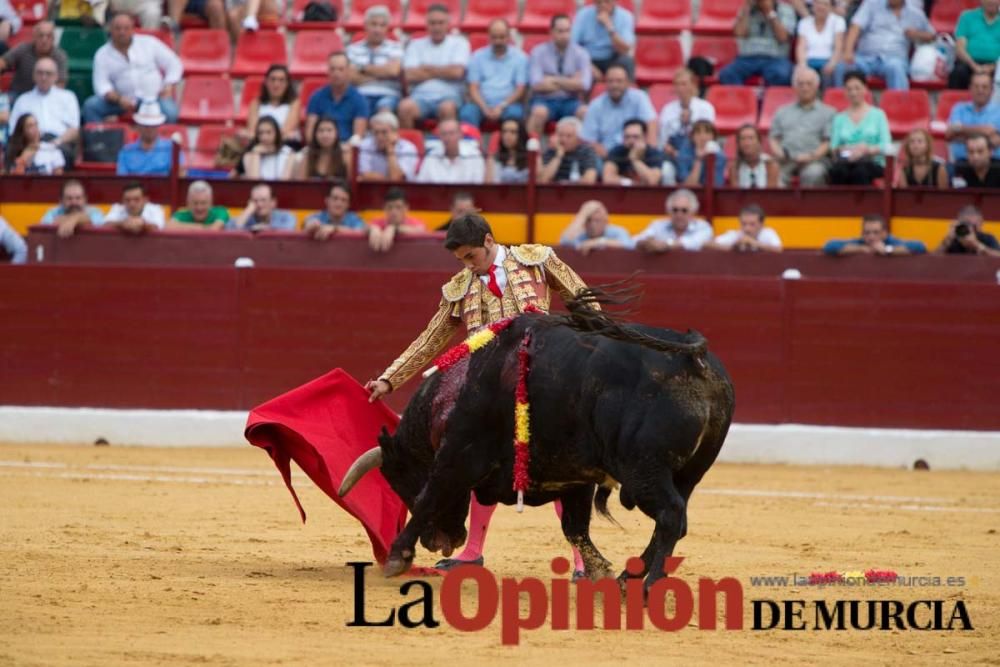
[338,446,384,497]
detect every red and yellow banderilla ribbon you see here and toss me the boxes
[512,331,532,512]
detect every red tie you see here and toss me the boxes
[486,265,503,299]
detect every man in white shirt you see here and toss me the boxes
[705,203,783,253]
[416,119,485,183]
[658,67,715,153]
[347,4,404,113]
[398,3,469,128]
[9,57,79,161]
[358,111,420,181]
[634,189,714,252]
[105,182,167,234]
[82,13,183,124]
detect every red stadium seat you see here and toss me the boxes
[879,89,931,138]
[288,0,342,30]
[705,85,758,134]
[178,29,232,76]
[821,87,874,112]
[932,90,970,137]
[589,82,606,100]
[7,27,33,50]
[517,0,575,32]
[179,76,235,124]
[637,0,692,34]
[343,0,402,31]
[758,86,796,133]
[159,124,191,150]
[12,0,46,25]
[232,30,287,77]
[520,33,548,54]
[466,32,491,52]
[462,0,518,31]
[635,37,684,85]
[404,0,460,31]
[290,31,344,78]
[136,27,175,49]
[694,0,743,34]
[929,0,978,34]
[690,36,738,84]
[188,124,240,171]
[299,77,328,119]
[238,76,264,122]
[398,128,425,157]
[647,83,676,111]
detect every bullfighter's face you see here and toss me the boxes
[452,234,498,276]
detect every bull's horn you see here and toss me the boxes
[338,447,384,497]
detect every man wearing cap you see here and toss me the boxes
[116,100,181,177]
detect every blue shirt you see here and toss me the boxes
[0,216,27,264]
[116,138,175,176]
[852,0,932,61]
[229,209,297,231]
[948,101,1000,161]
[560,224,635,250]
[41,205,105,226]
[467,46,529,108]
[571,5,635,62]
[581,89,656,151]
[306,85,370,141]
[303,210,366,230]
[823,234,927,255]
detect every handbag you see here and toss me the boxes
[303,1,337,22]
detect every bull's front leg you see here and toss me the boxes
[559,485,613,580]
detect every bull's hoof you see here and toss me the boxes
[383,551,413,578]
[572,570,587,582]
[433,556,484,571]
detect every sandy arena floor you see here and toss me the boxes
[0,443,997,666]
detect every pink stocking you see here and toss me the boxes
[553,500,586,573]
[453,494,496,561]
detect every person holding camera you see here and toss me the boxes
[934,205,1000,256]
[720,0,797,86]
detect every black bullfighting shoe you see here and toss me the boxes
[433,556,485,570]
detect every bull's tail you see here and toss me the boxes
[558,283,708,359]
[594,485,621,527]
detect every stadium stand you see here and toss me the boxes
[693,0,743,35]
[634,37,684,85]
[758,86,797,134]
[343,0,403,30]
[232,30,288,77]
[636,0,692,34]
[403,0,461,31]
[289,31,345,78]
[516,0,575,32]
[879,89,932,138]
[705,85,759,134]
[178,29,232,75]
[179,77,236,124]
[461,0,519,31]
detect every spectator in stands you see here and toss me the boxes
[434,190,479,231]
[581,64,656,159]
[117,101,176,177]
[40,180,105,237]
[368,187,428,252]
[949,0,1000,90]
[9,57,79,163]
[347,5,404,114]
[232,183,297,232]
[729,124,780,188]
[571,0,634,81]
[108,0,165,29]
[0,215,26,264]
[486,117,530,183]
[164,0,226,32]
[679,119,727,187]
[303,180,366,240]
[0,0,21,56]
[946,72,1000,163]
[829,71,890,185]
[539,116,598,183]
[84,14,183,124]
[290,117,349,180]
[0,21,67,98]
[706,203,783,252]
[770,66,835,187]
[602,118,664,185]
[105,182,166,233]
[245,64,302,147]
[398,4,469,129]
[234,116,293,180]
[416,119,485,183]
[526,14,591,137]
[787,0,849,17]
[795,0,846,87]
[823,214,927,255]
[954,133,1000,187]
[894,128,949,188]
[305,52,369,145]
[358,110,420,181]
[227,0,282,37]
[559,200,634,254]
[634,189,713,253]
[658,68,715,178]
[836,0,933,90]
[5,114,65,174]
[934,204,1000,255]
[460,19,528,129]
[168,181,230,230]
[719,0,797,87]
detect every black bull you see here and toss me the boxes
[340,301,735,590]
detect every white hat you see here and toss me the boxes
[134,100,166,127]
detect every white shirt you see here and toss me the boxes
[634,218,714,250]
[346,38,405,97]
[416,142,485,184]
[93,34,183,100]
[714,227,783,249]
[797,14,846,61]
[9,86,80,138]
[259,102,290,129]
[358,135,419,180]
[256,146,293,180]
[479,244,508,292]
[26,141,66,174]
[105,202,166,229]
[403,34,469,100]
[658,97,715,147]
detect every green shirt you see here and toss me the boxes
[830,107,891,167]
[956,8,1000,64]
[172,206,230,225]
